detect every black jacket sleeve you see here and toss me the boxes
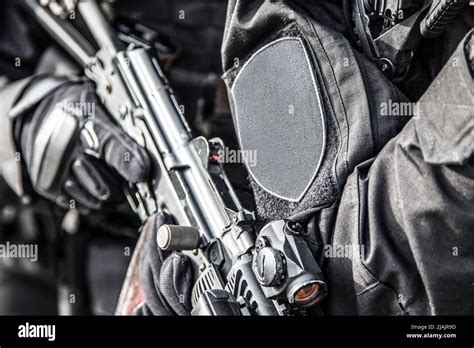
[323,32,474,315]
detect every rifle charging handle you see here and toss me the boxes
[157,224,200,251]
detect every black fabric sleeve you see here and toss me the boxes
[322,32,474,315]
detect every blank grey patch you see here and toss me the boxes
[231,37,325,202]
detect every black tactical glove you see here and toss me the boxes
[136,212,194,316]
[15,78,150,210]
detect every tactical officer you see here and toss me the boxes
[0,0,473,316]
[0,0,229,315]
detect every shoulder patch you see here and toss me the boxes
[231,37,326,202]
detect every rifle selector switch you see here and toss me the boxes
[254,247,286,287]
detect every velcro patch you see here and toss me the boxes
[230,37,326,202]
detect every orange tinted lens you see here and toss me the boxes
[294,283,320,303]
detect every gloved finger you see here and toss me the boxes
[140,253,175,315]
[87,117,150,184]
[71,157,112,202]
[142,213,194,315]
[159,252,194,315]
[139,213,176,315]
[63,178,102,210]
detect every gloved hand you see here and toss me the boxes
[136,213,195,315]
[15,78,150,210]
[39,0,77,18]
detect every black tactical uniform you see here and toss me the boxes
[220,0,474,315]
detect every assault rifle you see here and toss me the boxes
[25,0,327,315]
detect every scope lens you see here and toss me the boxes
[295,283,320,303]
[288,280,326,307]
